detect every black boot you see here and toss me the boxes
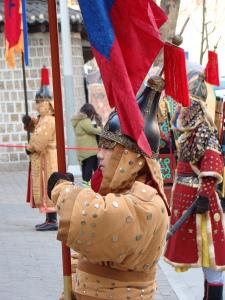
[36,213,58,231]
[35,214,50,229]
[203,280,208,300]
[48,212,57,223]
[207,284,223,300]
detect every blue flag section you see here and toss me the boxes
[22,0,29,65]
[78,0,115,60]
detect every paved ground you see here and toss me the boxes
[1,168,223,300]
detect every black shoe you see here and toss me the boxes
[35,222,47,229]
[35,214,50,229]
[36,222,58,231]
[207,284,223,300]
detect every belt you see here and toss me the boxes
[176,175,199,187]
[75,294,102,300]
[77,259,155,283]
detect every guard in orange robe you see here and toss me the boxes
[23,68,58,231]
[48,77,170,300]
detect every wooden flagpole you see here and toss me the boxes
[21,52,30,141]
[47,1,72,299]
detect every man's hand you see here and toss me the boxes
[22,115,36,132]
[195,195,209,214]
[25,148,32,155]
[22,115,32,126]
[47,172,74,199]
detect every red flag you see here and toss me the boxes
[205,50,220,86]
[78,0,167,155]
[4,0,23,68]
[164,43,190,107]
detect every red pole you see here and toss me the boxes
[47,1,72,299]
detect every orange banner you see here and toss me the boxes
[4,0,23,68]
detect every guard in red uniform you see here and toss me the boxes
[164,72,225,300]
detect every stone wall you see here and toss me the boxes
[0,32,86,171]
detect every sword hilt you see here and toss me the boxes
[166,199,197,241]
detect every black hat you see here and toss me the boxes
[99,76,165,155]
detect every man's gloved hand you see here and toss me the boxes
[22,115,36,132]
[22,115,32,126]
[47,172,74,199]
[195,195,210,214]
[25,148,32,155]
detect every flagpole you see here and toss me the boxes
[21,52,30,141]
[47,1,72,300]
[59,0,76,167]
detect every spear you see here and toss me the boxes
[166,23,224,240]
[48,1,72,300]
[159,16,190,77]
[21,0,30,141]
[21,52,30,141]
[160,17,194,238]
[214,36,221,51]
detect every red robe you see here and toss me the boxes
[164,147,225,270]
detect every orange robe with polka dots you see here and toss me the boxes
[52,145,169,300]
[27,109,57,212]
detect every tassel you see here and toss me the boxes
[164,42,189,107]
[205,50,220,86]
[91,167,103,192]
[41,65,50,86]
[39,66,51,98]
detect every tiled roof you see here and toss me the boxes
[0,0,83,33]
